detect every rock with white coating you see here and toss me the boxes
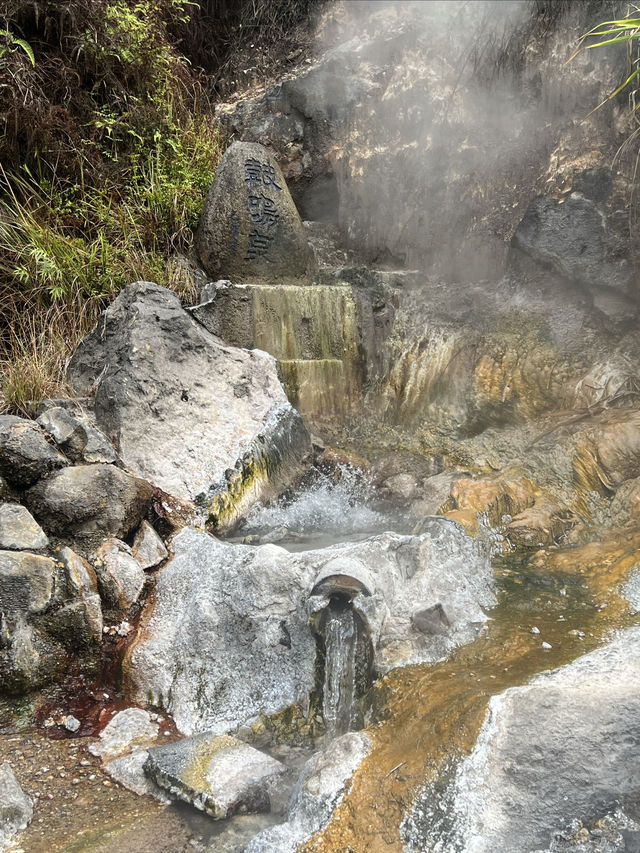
[0,762,33,848]
[126,521,493,735]
[403,625,640,852]
[132,521,168,570]
[246,732,370,853]
[104,750,171,802]
[89,707,159,762]
[94,539,146,615]
[0,503,48,551]
[66,282,310,530]
[144,733,289,818]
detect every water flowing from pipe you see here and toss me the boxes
[322,600,358,744]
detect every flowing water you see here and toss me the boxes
[235,464,410,551]
[322,598,358,744]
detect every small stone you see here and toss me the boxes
[531,626,540,634]
[131,521,168,571]
[542,641,552,650]
[93,539,146,615]
[89,708,159,762]
[63,715,81,733]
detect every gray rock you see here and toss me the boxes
[126,522,493,734]
[246,732,370,853]
[94,539,146,614]
[0,415,67,487]
[0,503,48,550]
[195,142,310,284]
[132,521,167,570]
[0,762,33,848]
[0,547,102,693]
[511,194,630,292]
[144,733,288,819]
[66,282,310,530]
[411,602,450,635]
[37,406,117,464]
[103,750,171,803]
[403,625,640,852]
[25,463,153,552]
[89,707,159,761]
[0,550,55,614]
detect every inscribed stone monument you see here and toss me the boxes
[196,141,310,283]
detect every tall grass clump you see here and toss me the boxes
[0,0,226,413]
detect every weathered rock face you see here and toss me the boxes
[0,415,67,487]
[190,280,363,422]
[25,463,153,553]
[94,538,146,615]
[403,626,640,852]
[125,522,493,734]
[144,733,289,819]
[66,282,310,530]
[0,503,48,551]
[246,732,370,853]
[0,547,102,693]
[132,520,167,570]
[195,141,311,284]
[0,762,33,849]
[511,194,631,294]
[37,405,117,464]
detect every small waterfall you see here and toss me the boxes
[322,596,358,743]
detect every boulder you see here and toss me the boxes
[37,406,117,464]
[195,141,310,284]
[25,463,153,552]
[144,733,289,818]
[0,503,48,550]
[0,415,67,487]
[66,282,310,530]
[125,522,493,734]
[0,547,102,693]
[0,762,33,848]
[132,521,167,570]
[511,194,630,292]
[246,732,370,853]
[403,626,640,852]
[94,538,146,614]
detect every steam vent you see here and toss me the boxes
[6,1,640,853]
[195,141,311,283]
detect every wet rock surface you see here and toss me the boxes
[145,733,289,819]
[404,626,640,853]
[126,522,493,734]
[195,141,311,284]
[246,732,370,852]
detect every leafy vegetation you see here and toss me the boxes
[570,9,640,113]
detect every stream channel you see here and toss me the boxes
[2,469,640,853]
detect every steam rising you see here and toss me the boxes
[307,0,621,281]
